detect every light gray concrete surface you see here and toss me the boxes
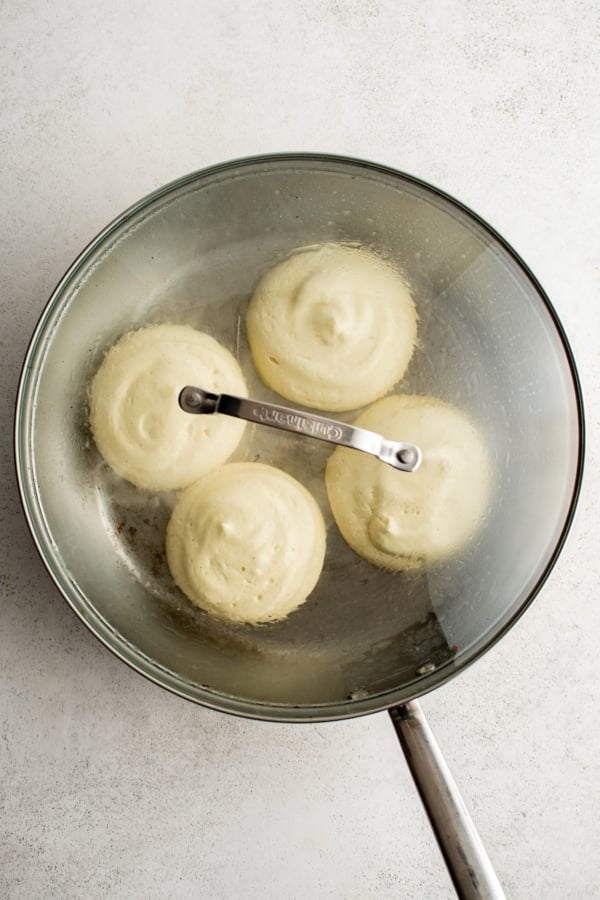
[1,2,599,898]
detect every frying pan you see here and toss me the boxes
[14,154,584,899]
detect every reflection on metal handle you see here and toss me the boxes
[389,701,506,900]
[178,385,421,472]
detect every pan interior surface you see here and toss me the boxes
[16,156,583,720]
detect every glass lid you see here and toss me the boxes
[15,155,584,721]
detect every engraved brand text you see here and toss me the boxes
[253,407,343,441]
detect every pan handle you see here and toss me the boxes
[389,700,507,900]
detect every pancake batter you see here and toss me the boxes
[89,324,247,491]
[246,243,417,411]
[166,462,327,624]
[326,395,492,570]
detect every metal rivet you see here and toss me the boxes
[416,662,436,676]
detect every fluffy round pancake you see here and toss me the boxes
[166,463,326,624]
[326,395,492,570]
[246,243,417,411]
[89,324,247,491]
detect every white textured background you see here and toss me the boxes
[1,2,599,898]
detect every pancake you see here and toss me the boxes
[246,243,417,411]
[89,324,247,491]
[166,463,327,624]
[326,395,492,570]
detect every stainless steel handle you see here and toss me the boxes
[389,701,507,900]
[179,385,422,473]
